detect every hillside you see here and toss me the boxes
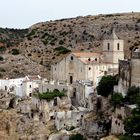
[1,12,140,78]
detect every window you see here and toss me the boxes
[71,56,73,60]
[95,58,97,61]
[29,85,31,88]
[117,43,120,50]
[89,67,91,70]
[88,58,91,61]
[107,43,110,50]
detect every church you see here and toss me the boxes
[51,31,124,86]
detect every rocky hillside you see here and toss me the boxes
[1,12,140,78]
[0,28,28,48]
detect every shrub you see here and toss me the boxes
[11,49,20,55]
[124,86,140,105]
[110,92,124,108]
[0,68,6,72]
[69,133,85,140]
[0,56,4,61]
[54,46,71,54]
[0,46,6,53]
[36,90,65,101]
[124,108,140,137]
[28,53,32,56]
[26,29,36,40]
[136,18,140,23]
[59,40,64,45]
[119,135,140,140]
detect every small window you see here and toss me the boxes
[29,93,32,97]
[71,56,73,60]
[29,85,31,88]
[117,43,120,50]
[107,43,110,50]
[88,58,91,61]
[89,67,91,70]
[95,58,97,61]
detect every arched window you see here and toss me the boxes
[71,56,73,60]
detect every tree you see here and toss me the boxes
[122,86,140,139]
[97,75,117,97]
[124,86,140,105]
[124,108,140,136]
[110,92,124,108]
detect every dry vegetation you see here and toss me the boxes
[1,12,140,78]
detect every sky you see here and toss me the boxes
[0,0,140,29]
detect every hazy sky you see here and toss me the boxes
[0,0,140,29]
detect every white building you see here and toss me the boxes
[51,30,124,86]
[0,75,41,97]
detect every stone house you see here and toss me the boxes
[55,110,87,130]
[51,31,124,86]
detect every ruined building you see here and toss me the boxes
[117,48,140,95]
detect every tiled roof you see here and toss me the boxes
[72,52,101,58]
[26,75,41,80]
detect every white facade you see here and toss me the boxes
[0,78,25,96]
[0,75,41,97]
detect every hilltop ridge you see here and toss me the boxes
[0,12,140,78]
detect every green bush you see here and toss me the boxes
[26,29,36,40]
[69,133,85,140]
[36,90,65,101]
[54,46,71,54]
[110,92,124,108]
[120,135,140,140]
[124,108,140,136]
[59,40,64,45]
[0,46,6,52]
[11,49,20,55]
[124,86,140,105]
[0,56,4,61]
[0,68,6,72]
